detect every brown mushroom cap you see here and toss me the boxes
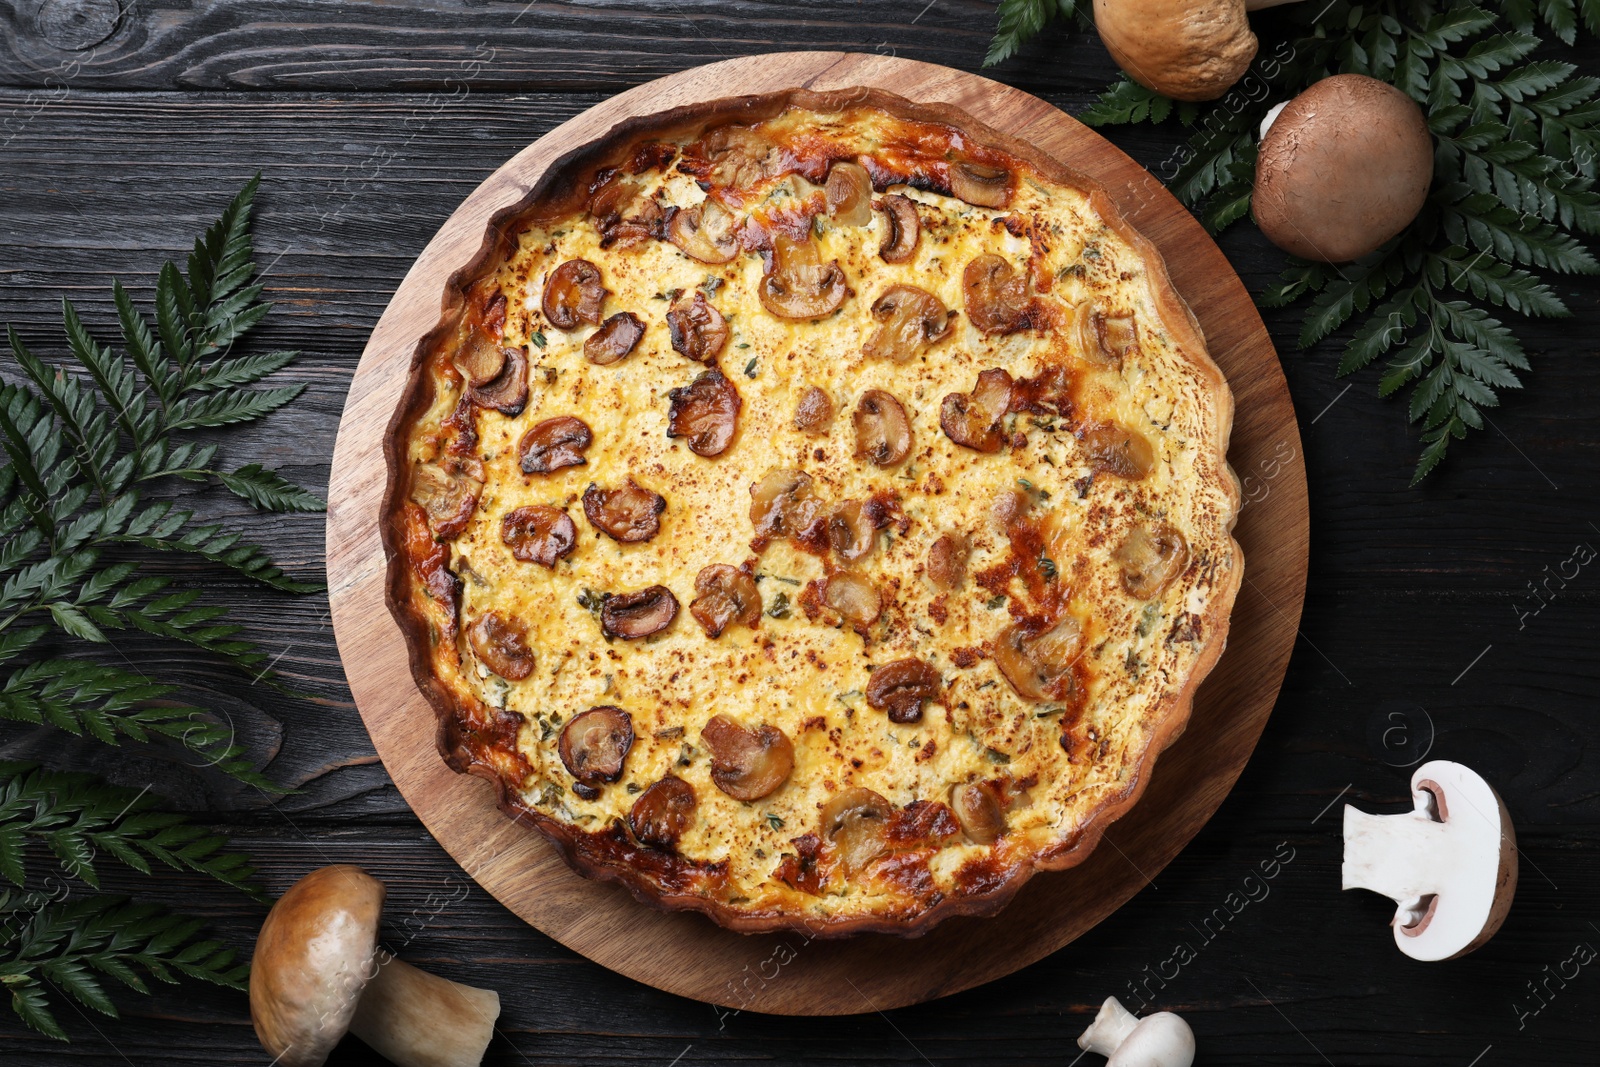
[1093,0,1262,102]
[251,865,385,1067]
[1253,73,1434,263]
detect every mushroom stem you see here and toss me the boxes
[1343,804,1448,923]
[1079,997,1140,1056]
[348,954,501,1067]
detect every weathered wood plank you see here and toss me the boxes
[0,1,1110,93]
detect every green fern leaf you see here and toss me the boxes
[216,464,326,513]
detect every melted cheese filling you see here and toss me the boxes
[405,108,1237,916]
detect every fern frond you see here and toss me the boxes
[0,762,261,896]
[1,892,248,1040]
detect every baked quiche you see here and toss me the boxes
[383,89,1242,936]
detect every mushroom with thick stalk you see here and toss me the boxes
[1253,73,1434,263]
[251,865,501,1067]
[1077,997,1195,1067]
[1342,759,1518,961]
[1094,0,1307,102]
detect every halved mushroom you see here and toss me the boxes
[926,533,969,589]
[410,457,484,541]
[696,123,775,187]
[583,480,666,542]
[821,787,893,873]
[586,167,637,221]
[940,368,1014,453]
[824,161,874,226]
[823,570,882,628]
[749,468,822,540]
[879,194,921,263]
[1342,759,1519,961]
[667,369,742,457]
[1079,306,1138,369]
[853,389,912,467]
[468,344,529,416]
[949,781,1006,845]
[467,611,535,681]
[668,198,741,264]
[690,564,762,637]
[949,160,1013,209]
[963,254,1032,335]
[666,291,730,364]
[1115,522,1189,599]
[559,706,634,789]
[629,776,698,849]
[599,585,679,640]
[542,259,607,330]
[994,616,1083,703]
[828,500,877,563]
[700,714,794,801]
[519,416,593,474]
[863,285,952,363]
[585,311,646,366]
[759,235,848,320]
[865,657,942,724]
[1083,422,1156,480]
[452,326,505,386]
[793,385,835,436]
[500,505,577,568]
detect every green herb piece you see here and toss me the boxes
[744,356,758,378]
[1038,557,1059,581]
[531,331,547,348]
[986,594,1007,609]
[703,275,724,294]
[758,573,802,586]
[736,342,751,349]
[767,592,791,619]
[577,587,610,615]
[1137,602,1160,638]
[765,812,785,832]
[985,746,1012,765]
[976,679,998,690]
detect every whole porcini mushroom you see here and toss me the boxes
[1253,73,1434,262]
[251,865,501,1067]
[1077,997,1195,1067]
[1093,0,1305,102]
[1343,760,1518,961]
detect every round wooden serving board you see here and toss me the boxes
[327,52,1309,1016]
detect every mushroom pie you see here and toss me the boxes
[384,90,1242,936]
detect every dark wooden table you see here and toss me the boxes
[2,2,1595,1064]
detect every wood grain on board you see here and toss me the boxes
[325,51,1308,1015]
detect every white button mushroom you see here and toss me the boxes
[1077,996,1195,1067]
[1342,760,1519,961]
[250,865,502,1067]
[1092,0,1307,101]
[1252,73,1434,263]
